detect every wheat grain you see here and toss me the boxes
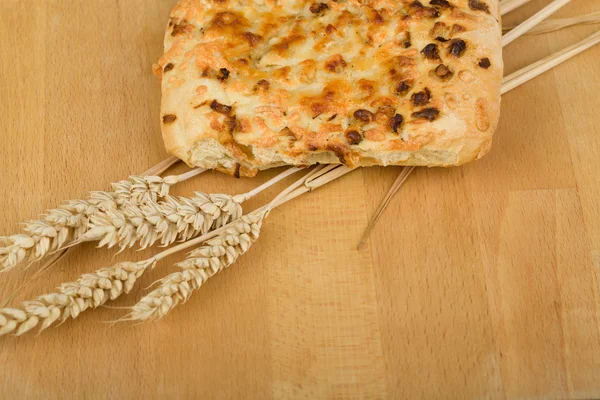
[127,210,266,321]
[0,259,155,336]
[0,173,196,272]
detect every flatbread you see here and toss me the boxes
[156,0,502,177]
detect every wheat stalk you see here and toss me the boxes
[503,12,600,34]
[0,259,155,336]
[501,30,600,95]
[500,0,532,16]
[502,0,571,47]
[140,156,180,176]
[0,171,202,272]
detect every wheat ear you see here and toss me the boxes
[0,259,156,336]
[78,193,243,252]
[126,210,266,321]
[0,171,202,273]
[126,165,353,322]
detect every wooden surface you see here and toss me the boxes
[1,1,599,398]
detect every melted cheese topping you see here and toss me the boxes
[158,0,502,174]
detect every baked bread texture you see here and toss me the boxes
[156,0,503,177]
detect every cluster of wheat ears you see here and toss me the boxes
[0,163,350,336]
[1,1,599,336]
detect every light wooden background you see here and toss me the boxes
[1,1,599,398]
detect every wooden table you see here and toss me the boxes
[1,1,599,398]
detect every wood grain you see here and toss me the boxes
[1,1,599,398]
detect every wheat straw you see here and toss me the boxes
[502,30,600,94]
[500,0,532,16]
[503,12,600,34]
[357,166,415,250]
[141,156,180,176]
[502,0,571,47]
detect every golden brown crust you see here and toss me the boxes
[158,0,502,176]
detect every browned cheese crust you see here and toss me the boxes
[156,0,502,176]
